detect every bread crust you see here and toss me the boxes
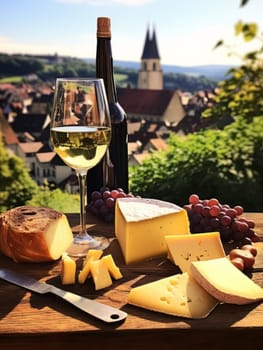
[0,206,62,263]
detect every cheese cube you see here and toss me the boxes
[191,257,263,305]
[165,232,225,272]
[78,249,103,284]
[115,198,190,264]
[89,259,112,290]
[102,255,123,280]
[61,253,76,285]
[128,272,218,319]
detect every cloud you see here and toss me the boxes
[55,0,155,5]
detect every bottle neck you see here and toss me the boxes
[96,37,117,103]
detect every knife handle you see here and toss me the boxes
[50,285,127,323]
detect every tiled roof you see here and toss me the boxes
[149,138,168,151]
[117,88,175,115]
[132,152,151,165]
[36,152,56,163]
[18,141,43,153]
[0,112,18,145]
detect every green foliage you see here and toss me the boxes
[0,137,37,213]
[205,21,263,123]
[130,116,263,211]
[27,181,79,213]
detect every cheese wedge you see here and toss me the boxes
[190,257,263,305]
[102,255,123,280]
[115,198,190,264]
[78,249,103,284]
[89,258,112,290]
[165,232,225,272]
[61,253,76,285]
[128,272,218,319]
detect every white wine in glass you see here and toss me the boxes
[50,78,111,257]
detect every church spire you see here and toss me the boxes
[138,24,163,90]
[141,25,160,60]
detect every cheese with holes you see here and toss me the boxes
[78,249,103,284]
[128,272,218,319]
[165,232,225,272]
[191,257,263,305]
[115,198,190,264]
[102,255,123,280]
[61,253,76,285]
[89,258,112,290]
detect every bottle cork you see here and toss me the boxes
[97,17,111,38]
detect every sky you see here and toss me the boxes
[1,0,263,67]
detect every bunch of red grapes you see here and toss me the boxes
[184,194,259,246]
[88,187,134,223]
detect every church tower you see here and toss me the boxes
[137,25,163,90]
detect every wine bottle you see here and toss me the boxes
[87,17,129,196]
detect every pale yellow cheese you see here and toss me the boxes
[165,232,225,272]
[45,213,74,260]
[128,272,218,319]
[115,198,190,264]
[61,253,76,285]
[102,255,123,280]
[191,257,263,305]
[78,249,103,284]
[89,259,112,290]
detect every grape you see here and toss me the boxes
[220,215,232,226]
[111,190,119,199]
[189,194,199,205]
[186,194,257,246]
[102,190,111,199]
[226,208,237,219]
[209,205,220,217]
[234,205,244,216]
[91,191,102,201]
[88,187,134,223]
[105,197,115,208]
[208,198,219,207]
[193,203,203,214]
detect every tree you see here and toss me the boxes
[203,14,263,123]
[0,137,37,212]
[27,180,79,213]
[130,117,263,211]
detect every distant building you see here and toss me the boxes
[137,26,163,90]
[118,88,185,126]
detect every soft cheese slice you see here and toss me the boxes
[78,249,103,284]
[128,272,218,319]
[89,259,112,290]
[191,257,263,305]
[115,198,190,264]
[61,253,76,285]
[165,232,225,272]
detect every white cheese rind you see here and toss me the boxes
[117,197,185,222]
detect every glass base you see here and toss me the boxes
[67,234,110,258]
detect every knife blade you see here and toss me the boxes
[0,267,127,323]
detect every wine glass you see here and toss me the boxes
[50,78,111,257]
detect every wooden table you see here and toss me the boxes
[0,213,263,350]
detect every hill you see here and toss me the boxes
[85,58,234,82]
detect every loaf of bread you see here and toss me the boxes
[0,206,73,263]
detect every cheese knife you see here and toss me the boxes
[0,267,127,323]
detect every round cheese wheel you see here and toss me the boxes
[0,206,73,263]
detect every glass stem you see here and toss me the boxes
[77,170,88,237]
